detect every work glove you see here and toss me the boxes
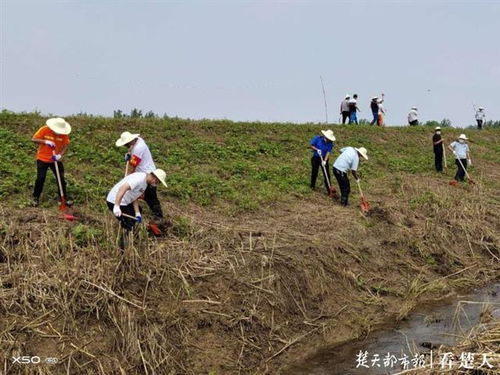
[317,149,322,156]
[321,160,326,167]
[468,159,472,167]
[113,205,122,217]
[135,213,142,223]
[44,140,56,148]
[356,179,361,184]
[452,151,458,157]
[51,154,62,161]
[124,152,131,161]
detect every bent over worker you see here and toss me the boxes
[106,169,167,249]
[115,132,164,223]
[310,130,336,194]
[31,118,72,207]
[332,147,368,206]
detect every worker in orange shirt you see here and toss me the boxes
[31,117,72,207]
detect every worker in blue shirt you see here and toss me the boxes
[332,146,368,206]
[310,130,336,194]
[448,134,472,183]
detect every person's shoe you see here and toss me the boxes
[32,197,40,207]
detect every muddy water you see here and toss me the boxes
[285,283,500,375]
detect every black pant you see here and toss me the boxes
[333,167,350,206]
[434,147,443,172]
[455,159,467,181]
[409,120,419,126]
[310,156,331,194]
[106,201,137,231]
[144,185,163,219]
[341,111,350,124]
[477,120,483,129]
[33,159,67,199]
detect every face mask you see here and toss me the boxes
[459,139,465,144]
[436,131,441,135]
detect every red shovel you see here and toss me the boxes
[356,180,370,214]
[319,155,338,199]
[52,151,77,221]
[121,213,161,236]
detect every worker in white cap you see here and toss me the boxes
[432,127,444,172]
[340,95,351,124]
[475,107,485,129]
[448,134,472,183]
[332,147,368,206]
[31,117,72,207]
[115,131,165,225]
[408,107,419,126]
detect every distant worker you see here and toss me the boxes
[107,169,167,249]
[340,95,351,124]
[377,99,386,127]
[448,134,472,184]
[370,97,379,125]
[432,127,444,173]
[332,146,368,206]
[475,107,485,130]
[31,117,72,207]
[115,132,165,225]
[408,107,419,126]
[310,130,336,194]
[348,94,360,125]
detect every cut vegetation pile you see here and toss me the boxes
[0,112,499,374]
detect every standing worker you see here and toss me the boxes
[448,134,472,184]
[432,127,444,173]
[31,117,72,207]
[115,131,165,224]
[408,107,419,126]
[310,130,336,194]
[106,169,167,249]
[332,146,368,206]
[377,99,386,127]
[340,95,351,124]
[475,107,485,129]
[370,97,379,125]
[348,94,360,125]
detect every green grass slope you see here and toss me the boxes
[0,111,499,374]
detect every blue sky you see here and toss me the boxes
[1,0,499,127]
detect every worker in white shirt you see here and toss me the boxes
[475,107,485,130]
[332,147,368,206]
[115,131,165,223]
[340,95,351,124]
[408,107,419,126]
[448,134,472,184]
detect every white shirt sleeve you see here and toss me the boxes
[127,173,144,190]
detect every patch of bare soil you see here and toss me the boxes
[1,174,499,374]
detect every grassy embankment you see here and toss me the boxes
[0,111,499,374]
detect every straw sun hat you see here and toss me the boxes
[115,131,140,147]
[46,118,71,135]
[321,129,336,142]
[355,147,368,160]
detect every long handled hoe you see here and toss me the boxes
[356,179,370,214]
[52,151,76,221]
[319,155,337,199]
[456,158,475,185]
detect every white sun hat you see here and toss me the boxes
[321,129,336,142]
[355,147,368,160]
[115,131,140,147]
[435,126,441,130]
[479,107,484,110]
[458,134,468,140]
[412,107,418,110]
[372,96,378,100]
[46,117,71,135]
[345,94,350,99]
[151,168,168,187]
